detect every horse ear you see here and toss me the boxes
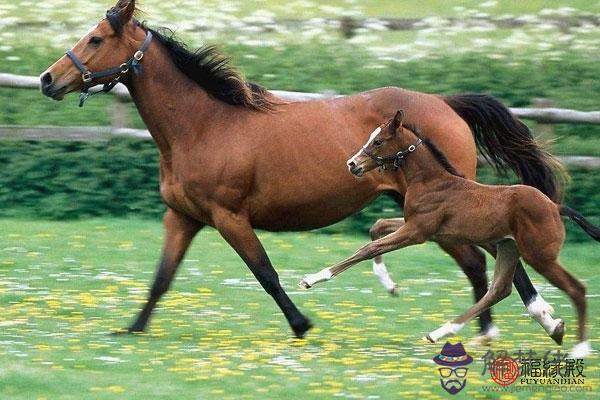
[391,110,404,132]
[117,0,136,24]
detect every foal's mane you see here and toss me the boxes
[403,124,464,178]
[106,7,278,112]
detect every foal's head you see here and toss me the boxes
[347,110,417,177]
[40,0,144,100]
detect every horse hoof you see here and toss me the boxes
[468,335,493,347]
[468,324,500,346]
[422,334,435,343]
[388,286,399,297]
[293,319,314,339]
[569,340,592,359]
[110,329,134,336]
[111,327,144,336]
[298,279,312,290]
[550,319,565,346]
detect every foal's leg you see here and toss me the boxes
[300,223,425,289]
[481,243,563,343]
[126,209,204,333]
[213,210,312,338]
[438,243,498,343]
[527,260,590,357]
[425,239,519,343]
[369,218,404,295]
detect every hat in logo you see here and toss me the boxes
[433,342,473,366]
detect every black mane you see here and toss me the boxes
[404,124,464,178]
[106,9,277,111]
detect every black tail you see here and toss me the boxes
[444,93,568,203]
[560,206,600,242]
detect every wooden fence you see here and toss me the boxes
[2,72,600,168]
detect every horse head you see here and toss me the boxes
[40,0,147,105]
[346,110,406,176]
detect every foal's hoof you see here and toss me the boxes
[298,279,312,290]
[422,334,436,344]
[293,319,314,339]
[550,319,565,346]
[388,286,399,297]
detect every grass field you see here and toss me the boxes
[0,218,598,399]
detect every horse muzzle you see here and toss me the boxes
[346,160,364,177]
[40,71,67,100]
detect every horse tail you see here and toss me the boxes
[560,206,600,242]
[444,93,568,203]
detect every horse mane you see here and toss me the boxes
[106,8,278,112]
[403,124,464,178]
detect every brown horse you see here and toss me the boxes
[301,111,599,357]
[41,0,563,340]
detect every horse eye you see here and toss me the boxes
[88,36,104,46]
[373,139,383,146]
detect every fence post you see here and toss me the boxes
[532,98,555,142]
[110,96,131,135]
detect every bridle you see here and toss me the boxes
[65,30,153,107]
[361,138,423,171]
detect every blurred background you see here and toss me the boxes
[1,0,599,233]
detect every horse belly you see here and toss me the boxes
[249,185,381,231]
[433,209,512,245]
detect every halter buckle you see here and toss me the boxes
[134,50,144,61]
[408,145,416,152]
[82,71,92,83]
[393,156,402,169]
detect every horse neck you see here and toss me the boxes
[124,41,222,156]
[395,134,451,186]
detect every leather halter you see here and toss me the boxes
[65,30,153,107]
[361,138,423,171]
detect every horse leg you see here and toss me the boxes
[527,260,590,357]
[371,224,497,341]
[438,243,499,345]
[126,209,203,333]
[481,243,564,344]
[213,211,312,338]
[300,223,424,289]
[369,218,405,295]
[425,239,519,343]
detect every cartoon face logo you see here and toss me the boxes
[433,342,473,395]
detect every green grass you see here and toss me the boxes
[0,218,598,399]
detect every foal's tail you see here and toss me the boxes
[560,206,600,242]
[444,93,568,203]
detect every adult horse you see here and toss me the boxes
[40,0,563,340]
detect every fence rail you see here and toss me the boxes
[2,72,600,168]
[4,72,600,124]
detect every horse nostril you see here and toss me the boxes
[347,160,356,168]
[40,72,53,88]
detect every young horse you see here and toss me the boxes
[40,0,563,340]
[300,111,599,357]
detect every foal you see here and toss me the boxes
[300,111,599,357]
